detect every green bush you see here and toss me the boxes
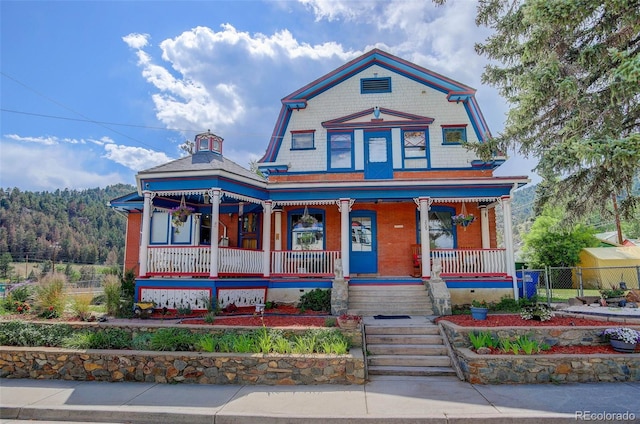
[131,333,153,351]
[150,328,198,351]
[0,321,73,347]
[102,274,121,316]
[298,288,331,312]
[33,273,67,318]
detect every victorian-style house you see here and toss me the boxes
[110,49,528,314]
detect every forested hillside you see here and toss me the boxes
[0,184,135,266]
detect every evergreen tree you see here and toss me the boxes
[471,0,640,223]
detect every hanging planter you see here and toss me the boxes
[298,205,317,228]
[451,203,475,230]
[169,195,195,232]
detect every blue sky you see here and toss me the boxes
[1,0,539,192]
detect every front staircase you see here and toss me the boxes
[347,284,433,316]
[364,318,457,377]
[347,284,458,378]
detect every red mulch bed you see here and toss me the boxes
[437,314,640,355]
[176,305,330,327]
[435,314,613,327]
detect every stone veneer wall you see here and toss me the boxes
[0,347,365,385]
[439,321,640,384]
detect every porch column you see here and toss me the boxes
[274,207,282,251]
[480,205,490,249]
[338,198,353,278]
[501,195,518,299]
[262,200,272,277]
[418,197,431,279]
[138,190,154,277]
[209,188,222,278]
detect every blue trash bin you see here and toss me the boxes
[516,270,539,299]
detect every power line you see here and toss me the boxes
[1,71,175,153]
[1,108,200,133]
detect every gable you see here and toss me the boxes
[260,49,492,164]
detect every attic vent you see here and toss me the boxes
[361,77,391,94]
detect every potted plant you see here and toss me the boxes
[470,300,489,320]
[337,313,362,330]
[170,204,195,231]
[600,327,640,353]
[451,213,475,228]
[520,303,553,321]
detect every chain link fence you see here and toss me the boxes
[526,265,640,305]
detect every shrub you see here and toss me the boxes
[70,293,94,321]
[131,333,153,351]
[150,328,197,351]
[298,288,331,312]
[0,321,73,347]
[102,274,121,316]
[33,273,67,318]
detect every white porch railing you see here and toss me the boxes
[431,248,507,275]
[271,250,340,276]
[147,246,211,275]
[218,247,263,275]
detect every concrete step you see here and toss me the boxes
[365,326,440,335]
[348,308,434,316]
[367,365,457,377]
[368,355,451,367]
[366,334,443,345]
[367,343,448,356]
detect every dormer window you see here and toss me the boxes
[195,131,223,154]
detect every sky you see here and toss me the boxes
[0,0,540,193]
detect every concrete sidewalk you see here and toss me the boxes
[2,376,639,423]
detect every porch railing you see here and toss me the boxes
[431,248,507,276]
[218,247,263,275]
[146,246,505,277]
[147,246,211,275]
[271,250,340,276]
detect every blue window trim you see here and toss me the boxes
[360,77,392,94]
[327,131,354,170]
[290,131,315,150]
[401,128,430,169]
[287,207,325,250]
[441,126,467,145]
[416,205,457,248]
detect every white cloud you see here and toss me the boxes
[122,25,359,149]
[122,33,150,49]
[103,144,173,171]
[0,141,127,191]
[6,134,59,145]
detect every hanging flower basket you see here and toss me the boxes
[169,198,195,231]
[452,214,475,227]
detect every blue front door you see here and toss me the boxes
[364,131,393,179]
[350,212,377,274]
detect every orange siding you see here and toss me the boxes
[124,213,141,275]
[270,169,494,183]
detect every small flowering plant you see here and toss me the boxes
[451,214,475,225]
[600,327,640,344]
[170,204,195,232]
[338,313,362,323]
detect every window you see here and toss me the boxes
[403,130,426,158]
[361,77,391,94]
[291,131,315,150]
[329,132,352,169]
[416,207,455,249]
[442,126,467,144]
[290,209,324,250]
[198,137,210,152]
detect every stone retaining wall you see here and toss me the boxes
[439,321,609,348]
[439,321,640,384]
[455,348,640,384]
[0,347,365,385]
